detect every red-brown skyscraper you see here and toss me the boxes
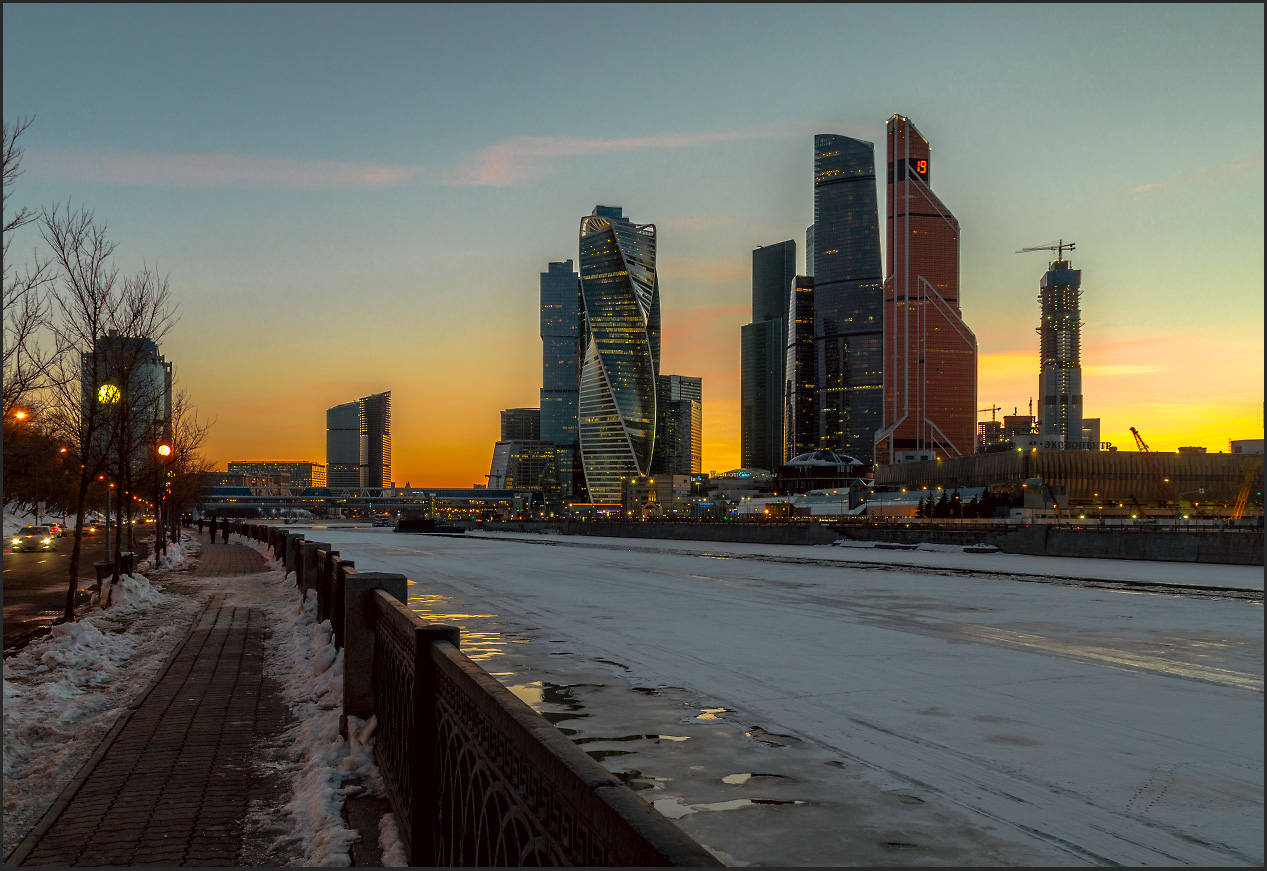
[874,115,977,464]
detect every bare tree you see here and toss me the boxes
[3,117,53,420]
[161,387,215,548]
[41,204,178,618]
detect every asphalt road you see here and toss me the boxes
[2,525,155,652]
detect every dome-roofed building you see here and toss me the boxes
[776,449,867,494]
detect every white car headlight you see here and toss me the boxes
[11,538,19,545]
[41,538,51,544]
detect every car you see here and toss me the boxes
[11,526,57,552]
[43,521,66,538]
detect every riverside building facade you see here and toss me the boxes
[577,206,660,503]
[874,114,978,464]
[784,275,817,460]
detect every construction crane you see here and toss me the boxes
[1130,427,1150,452]
[1016,239,1076,259]
[978,405,1002,422]
[1231,457,1264,521]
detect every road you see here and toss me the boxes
[315,528,1264,867]
[2,525,155,652]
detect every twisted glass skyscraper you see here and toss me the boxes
[578,206,660,503]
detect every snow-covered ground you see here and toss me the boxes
[3,535,405,866]
[2,564,204,856]
[317,528,1264,867]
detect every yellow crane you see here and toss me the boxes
[1231,457,1264,520]
[1016,239,1076,258]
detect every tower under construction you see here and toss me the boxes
[1036,258,1083,443]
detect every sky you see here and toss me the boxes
[3,4,1263,486]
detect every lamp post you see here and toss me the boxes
[156,440,172,557]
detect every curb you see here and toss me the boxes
[4,594,218,867]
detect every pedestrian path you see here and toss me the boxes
[8,544,289,867]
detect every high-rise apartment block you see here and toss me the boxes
[784,275,816,460]
[540,259,583,497]
[742,241,795,471]
[812,134,884,464]
[578,206,660,503]
[82,331,173,466]
[875,115,977,464]
[1036,259,1084,443]
[326,391,391,488]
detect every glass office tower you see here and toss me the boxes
[784,275,816,460]
[874,115,977,465]
[578,206,660,503]
[540,260,583,498]
[326,401,360,488]
[741,240,795,470]
[812,134,884,465]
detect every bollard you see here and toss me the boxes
[289,534,305,587]
[340,571,408,735]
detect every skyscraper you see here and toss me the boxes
[540,259,583,497]
[784,275,816,460]
[326,401,360,488]
[359,391,391,488]
[654,375,702,476]
[500,408,541,441]
[1037,258,1084,443]
[874,115,978,464]
[578,206,660,503]
[741,240,795,470]
[812,134,884,465]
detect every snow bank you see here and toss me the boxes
[2,579,200,855]
[260,584,391,866]
[137,536,196,574]
[378,812,407,866]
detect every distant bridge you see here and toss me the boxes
[199,486,543,513]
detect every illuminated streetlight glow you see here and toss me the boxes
[158,444,172,457]
[98,384,121,404]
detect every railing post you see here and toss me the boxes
[285,533,302,578]
[333,559,354,631]
[341,572,408,735]
[303,541,328,597]
[412,624,460,867]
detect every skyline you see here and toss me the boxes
[4,5,1262,486]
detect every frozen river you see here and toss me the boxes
[312,527,1263,866]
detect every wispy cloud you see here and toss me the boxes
[1121,155,1264,196]
[442,127,794,187]
[26,124,795,190]
[26,149,424,189]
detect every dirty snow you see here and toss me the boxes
[227,538,391,867]
[2,569,202,856]
[318,528,1264,867]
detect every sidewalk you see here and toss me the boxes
[8,543,291,867]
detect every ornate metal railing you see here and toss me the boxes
[235,521,720,867]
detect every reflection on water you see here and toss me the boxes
[408,591,505,662]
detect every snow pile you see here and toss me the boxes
[101,572,173,613]
[263,586,391,866]
[378,812,407,866]
[2,586,200,855]
[137,536,197,574]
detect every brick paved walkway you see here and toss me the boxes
[9,543,290,867]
